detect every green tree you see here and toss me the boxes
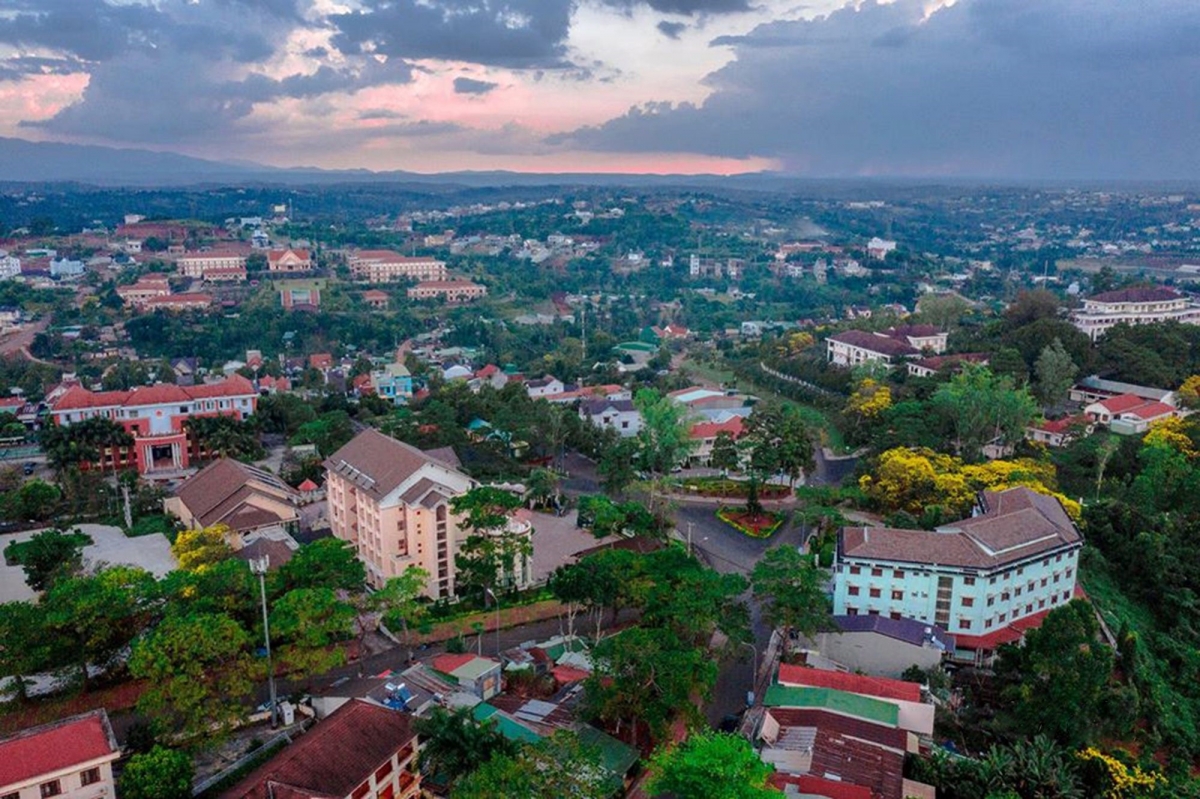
[184,416,264,461]
[585,626,717,747]
[647,730,778,799]
[634,388,696,477]
[598,435,640,495]
[932,364,1038,461]
[129,612,258,742]
[414,706,517,791]
[16,528,85,591]
[0,601,51,702]
[452,732,610,799]
[290,410,356,457]
[995,600,1115,747]
[274,538,365,593]
[451,487,530,597]
[39,417,134,473]
[42,566,158,691]
[1034,337,1079,412]
[548,548,641,641]
[366,566,429,663]
[270,587,355,684]
[710,431,741,472]
[750,545,830,640]
[6,479,63,522]
[170,524,233,573]
[119,746,194,799]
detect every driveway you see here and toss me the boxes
[529,509,619,584]
[0,524,176,601]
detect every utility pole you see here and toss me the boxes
[686,521,694,556]
[249,556,278,728]
[485,588,501,656]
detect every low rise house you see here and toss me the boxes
[177,251,248,281]
[812,615,953,678]
[867,237,897,259]
[371,363,414,405]
[688,416,746,466]
[363,289,390,309]
[834,487,1082,666]
[0,710,120,799]
[1069,375,1177,407]
[526,375,565,399]
[165,458,301,536]
[220,699,420,799]
[1026,415,1092,448]
[907,352,989,378]
[406,279,487,302]
[775,664,934,735]
[826,330,917,367]
[142,293,213,312]
[267,247,312,272]
[580,397,642,438]
[50,258,85,279]
[1084,393,1181,434]
[116,273,171,307]
[429,653,503,700]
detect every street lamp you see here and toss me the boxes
[249,555,279,729]
[484,588,501,657]
[741,641,759,707]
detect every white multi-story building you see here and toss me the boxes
[833,487,1082,665]
[580,398,643,438]
[177,251,248,281]
[348,250,447,283]
[0,251,21,279]
[1071,286,1200,341]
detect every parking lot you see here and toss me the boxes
[0,523,176,602]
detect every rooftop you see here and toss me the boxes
[828,329,918,357]
[51,374,256,412]
[777,664,921,703]
[1087,286,1182,304]
[840,486,1080,570]
[763,685,900,727]
[219,700,415,799]
[324,428,466,504]
[0,710,119,787]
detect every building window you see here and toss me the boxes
[1056,554,1063,562]
[867,609,880,616]
[962,597,974,607]
[847,585,860,596]
[1026,604,1033,615]
[893,570,905,579]
[846,607,858,616]
[890,612,902,620]
[963,576,975,586]
[80,768,101,786]
[1017,567,1024,575]
[985,619,993,628]
[999,613,1007,623]
[869,588,881,599]
[989,576,996,584]
[871,568,883,577]
[1054,573,1061,583]
[987,596,995,607]
[1015,587,1022,596]
[1039,599,1046,609]
[849,566,861,575]
[891,590,903,601]
[3,792,20,799]
[1041,577,1049,587]
[41,781,62,798]
[958,619,971,630]
[1065,568,1073,578]
[1001,592,1010,601]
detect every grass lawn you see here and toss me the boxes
[3,531,93,566]
[717,507,786,538]
[680,355,848,452]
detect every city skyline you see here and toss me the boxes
[1,0,1198,178]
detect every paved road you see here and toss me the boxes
[812,447,859,487]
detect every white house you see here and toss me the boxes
[0,251,21,279]
[50,258,85,279]
[1083,393,1180,434]
[826,330,917,367]
[867,237,897,260]
[834,487,1082,665]
[526,375,565,399]
[0,710,121,799]
[580,398,642,437]
[1071,286,1200,341]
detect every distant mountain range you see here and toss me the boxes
[0,136,785,189]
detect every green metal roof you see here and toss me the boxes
[575,725,638,779]
[763,684,899,726]
[472,703,543,744]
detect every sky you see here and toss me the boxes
[0,0,1198,177]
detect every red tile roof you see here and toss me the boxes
[954,585,1086,651]
[1088,286,1181,304]
[777,664,921,703]
[0,710,119,787]
[689,416,745,440]
[1093,393,1152,414]
[552,665,592,684]
[828,330,918,357]
[1124,401,1176,421]
[219,700,415,799]
[431,653,476,675]
[268,248,311,263]
[51,374,256,412]
[768,773,873,799]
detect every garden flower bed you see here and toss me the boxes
[717,507,785,538]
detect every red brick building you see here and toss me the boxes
[48,375,258,474]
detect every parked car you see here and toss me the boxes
[22,462,35,475]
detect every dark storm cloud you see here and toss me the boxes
[657,21,687,39]
[329,0,576,69]
[454,77,499,95]
[557,0,1200,179]
[0,54,85,80]
[604,0,752,16]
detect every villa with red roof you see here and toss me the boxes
[1084,393,1181,434]
[48,374,259,475]
[266,247,312,273]
[688,415,746,466]
[0,710,120,799]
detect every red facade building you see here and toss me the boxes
[48,375,259,475]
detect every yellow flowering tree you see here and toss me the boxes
[861,447,1079,520]
[1176,374,1200,409]
[1075,747,1165,799]
[170,523,233,572]
[846,378,893,420]
[1142,417,1196,458]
